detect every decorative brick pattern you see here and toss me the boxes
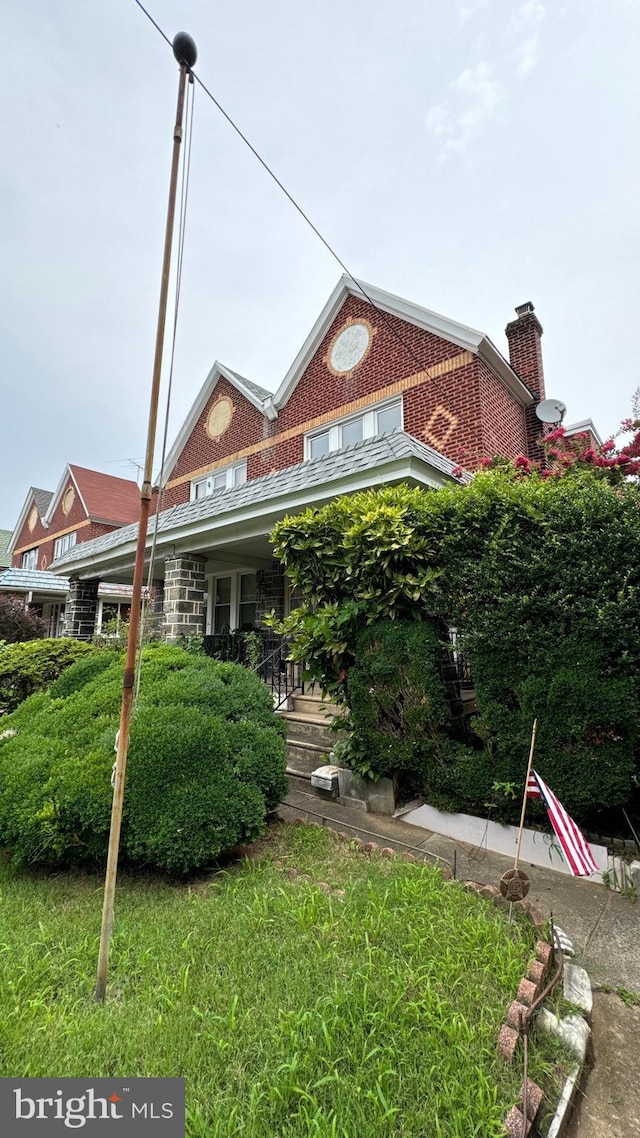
[162,554,206,640]
[63,577,100,640]
[503,1105,531,1136]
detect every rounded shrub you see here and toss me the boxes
[0,645,288,872]
[0,638,96,715]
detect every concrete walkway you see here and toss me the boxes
[278,779,640,1136]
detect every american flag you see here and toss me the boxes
[527,770,600,877]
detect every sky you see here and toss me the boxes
[1,0,639,527]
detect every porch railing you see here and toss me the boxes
[202,630,303,709]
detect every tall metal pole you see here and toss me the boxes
[95,32,197,1003]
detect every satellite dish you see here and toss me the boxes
[535,398,567,425]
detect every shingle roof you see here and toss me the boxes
[32,488,53,517]
[51,431,457,570]
[0,567,69,593]
[224,367,273,403]
[0,529,11,569]
[69,466,140,525]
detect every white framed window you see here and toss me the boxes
[97,600,132,634]
[209,572,257,634]
[54,531,77,559]
[305,398,403,460]
[21,548,38,570]
[191,460,247,502]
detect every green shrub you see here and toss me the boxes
[0,646,288,872]
[345,620,452,788]
[0,638,95,715]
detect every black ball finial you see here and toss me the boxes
[172,32,197,70]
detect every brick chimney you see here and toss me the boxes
[505,302,546,460]
[505,302,545,402]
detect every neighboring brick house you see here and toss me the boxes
[4,466,139,636]
[50,277,598,642]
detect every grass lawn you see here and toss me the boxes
[0,822,567,1137]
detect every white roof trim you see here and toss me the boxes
[563,419,603,446]
[8,489,42,554]
[160,362,275,488]
[44,465,88,526]
[273,275,533,409]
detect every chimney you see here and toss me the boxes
[505,302,545,402]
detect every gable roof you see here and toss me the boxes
[161,362,276,488]
[8,486,53,553]
[52,430,459,578]
[44,465,140,527]
[273,276,534,409]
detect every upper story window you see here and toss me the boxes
[191,460,247,502]
[54,531,77,559]
[21,548,38,570]
[305,398,403,460]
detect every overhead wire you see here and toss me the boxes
[131,0,459,410]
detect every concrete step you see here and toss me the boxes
[290,694,339,719]
[286,738,333,776]
[280,712,335,747]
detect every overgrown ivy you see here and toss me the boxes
[271,466,640,823]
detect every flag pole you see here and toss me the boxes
[514,718,538,872]
[94,32,197,1004]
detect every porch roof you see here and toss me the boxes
[51,430,459,580]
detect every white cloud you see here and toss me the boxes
[458,0,489,28]
[426,61,506,157]
[512,1,545,77]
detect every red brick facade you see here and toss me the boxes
[161,290,543,506]
[11,470,140,569]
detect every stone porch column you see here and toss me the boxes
[162,554,206,641]
[63,577,100,640]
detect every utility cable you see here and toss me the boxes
[131,0,459,410]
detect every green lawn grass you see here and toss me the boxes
[0,823,564,1137]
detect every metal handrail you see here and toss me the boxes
[253,639,304,710]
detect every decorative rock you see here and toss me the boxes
[506,1000,528,1031]
[516,978,537,1007]
[525,904,546,931]
[554,925,575,957]
[332,888,345,900]
[563,962,593,1017]
[273,859,283,869]
[535,940,553,975]
[497,1024,520,1062]
[556,1014,591,1062]
[503,1105,531,1136]
[300,874,313,883]
[404,852,417,862]
[547,1063,581,1138]
[630,860,640,892]
[440,867,453,881]
[526,960,545,989]
[337,832,350,842]
[351,836,365,848]
[362,842,379,853]
[521,1077,544,1122]
[285,867,298,879]
[293,817,305,825]
[381,847,396,858]
[462,880,483,892]
[536,1007,559,1034]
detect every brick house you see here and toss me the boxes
[50,277,597,644]
[4,467,139,636]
